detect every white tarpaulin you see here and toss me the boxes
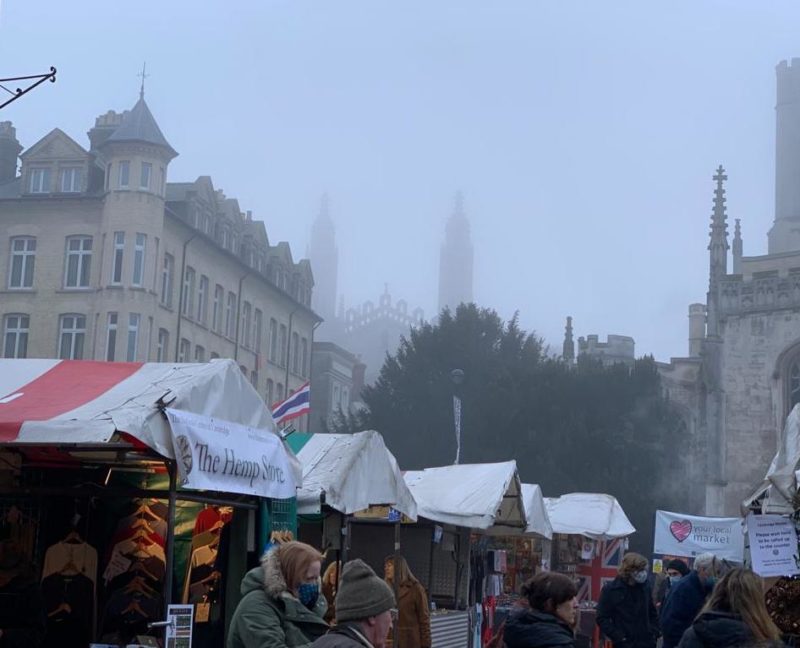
[0,360,301,485]
[654,510,744,562]
[403,461,526,530]
[522,483,553,539]
[165,408,297,499]
[545,493,635,540]
[743,404,800,514]
[296,431,416,520]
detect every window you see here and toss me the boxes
[132,233,146,286]
[212,285,224,332]
[182,267,195,316]
[105,163,111,191]
[292,332,300,374]
[790,361,800,414]
[64,236,92,288]
[3,314,29,358]
[8,237,36,289]
[197,276,209,324]
[106,312,118,361]
[157,328,169,362]
[254,309,263,355]
[126,313,140,362]
[225,292,236,338]
[118,161,130,188]
[250,370,258,387]
[301,338,308,378]
[159,167,165,196]
[178,338,190,363]
[276,382,284,403]
[59,167,82,193]
[160,254,174,307]
[140,162,152,189]
[29,167,51,193]
[269,318,278,362]
[266,379,274,406]
[111,232,124,284]
[279,324,288,367]
[333,384,340,409]
[242,301,252,348]
[58,314,86,359]
[342,387,350,411]
[194,345,206,362]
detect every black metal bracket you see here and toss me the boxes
[0,67,57,110]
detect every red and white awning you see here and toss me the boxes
[0,359,278,459]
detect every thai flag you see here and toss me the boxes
[272,382,310,426]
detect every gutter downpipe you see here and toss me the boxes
[174,234,197,361]
[234,272,248,362]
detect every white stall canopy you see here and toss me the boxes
[743,404,800,515]
[404,461,526,531]
[521,483,553,539]
[296,430,417,520]
[545,492,635,540]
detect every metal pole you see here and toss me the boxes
[392,523,401,648]
[163,460,178,617]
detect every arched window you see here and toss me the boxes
[789,360,800,413]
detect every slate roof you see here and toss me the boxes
[105,96,177,158]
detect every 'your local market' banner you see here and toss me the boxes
[654,510,744,562]
[166,408,296,499]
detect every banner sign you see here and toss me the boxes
[654,510,744,562]
[166,408,296,499]
[747,513,800,578]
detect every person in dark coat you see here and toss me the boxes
[596,552,660,648]
[660,553,720,648]
[504,571,578,648]
[677,568,782,648]
[656,559,690,611]
[312,560,397,648]
[0,539,46,648]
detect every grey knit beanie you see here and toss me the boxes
[335,559,396,623]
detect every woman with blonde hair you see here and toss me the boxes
[384,555,431,648]
[677,568,782,648]
[228,540,329,648]
[596,552,660,648]
[321,561,340,623]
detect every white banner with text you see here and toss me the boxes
[166,408,296,499]
[654,510,744,562]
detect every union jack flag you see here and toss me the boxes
[576,538,625,603]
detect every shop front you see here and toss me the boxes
[0,358,300,648]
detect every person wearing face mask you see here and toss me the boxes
[596,552,660,648]
[503,571,579,648]
[228,540,329,648]
[656,560,690,612]
[659,553,720,648]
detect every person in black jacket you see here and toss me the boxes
[656,560,690,612]
[0,539,46,648]
[596,552,660,648]
[677,568,782,648]
[660,553,721,648]
[504,571,578,648]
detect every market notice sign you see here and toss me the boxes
[747,513,800,578]
[166,408,296,499]
[653,510,744,562]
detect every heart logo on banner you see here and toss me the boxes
[670,520,692,543]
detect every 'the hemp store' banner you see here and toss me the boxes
[654,510,744,562]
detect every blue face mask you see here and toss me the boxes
[669,575,681,585]
[298,581,320,608]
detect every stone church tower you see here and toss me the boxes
[660,59,800,515]
[438,191,474,314]
[307,193,338,330]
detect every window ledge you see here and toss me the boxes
[158,303,174,313]
[104,284,124,290]
[1,288,36,294]
[56,288,96,294]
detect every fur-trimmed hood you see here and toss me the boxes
[261,546,291,599]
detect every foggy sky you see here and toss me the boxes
[1,1,798,361]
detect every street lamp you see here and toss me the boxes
[451,369,464,464]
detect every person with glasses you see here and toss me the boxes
[660,553,721,648]
[312,559,397,648]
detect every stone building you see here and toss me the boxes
[578,334,635,367]
[309,341,365,431]
[659,59,800,515]
[438,191,474,314]
[0,92,318,428]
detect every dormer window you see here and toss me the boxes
[29,167,51,194]
[59,167,82,193]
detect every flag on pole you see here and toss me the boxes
[272,382,310,426]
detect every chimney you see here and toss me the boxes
[0,122,22,183]
[688,303,706,357]
[87,110,124,152]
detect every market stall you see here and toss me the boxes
[0,358,300,648]
[545,493,635,648]
[404,461,527,648]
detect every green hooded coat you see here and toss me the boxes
[227,548,328,648]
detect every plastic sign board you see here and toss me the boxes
[653,510,744,562]
[166,408,296,499]
[747,513,800,578]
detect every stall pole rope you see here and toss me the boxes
[163,460,178,618]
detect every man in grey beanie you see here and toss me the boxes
[311,559,397,648]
